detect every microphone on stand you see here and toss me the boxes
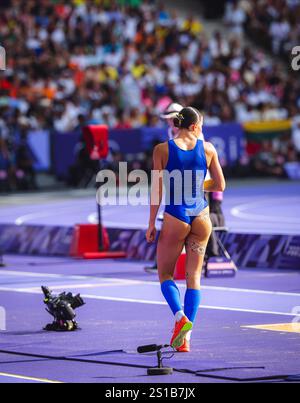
[137,344,170,354]
[137,344,173,376]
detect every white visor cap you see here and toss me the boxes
[160,103,184,120]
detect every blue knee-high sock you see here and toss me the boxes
[184,289,202,323]
[161,280,182,316]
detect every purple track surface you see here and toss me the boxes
[0,180,299,234]
[0,255,300,383]
[0,179,299,383]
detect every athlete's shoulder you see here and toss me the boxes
[204,141,217,156]
[153,142,169,169]
[153,142,168,156]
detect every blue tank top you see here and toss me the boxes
[164,139,208,223]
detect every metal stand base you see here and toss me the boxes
[147,367,173,376]
[147,350,173,376]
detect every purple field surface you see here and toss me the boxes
[0,255,299,383]
[0,180,299,235]
[0,179,299,383]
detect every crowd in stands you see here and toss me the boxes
[234,136,300,179]
[1,0,299,132]
[0,0,299,190]
[0,131,37,192]
[225,0,300,59]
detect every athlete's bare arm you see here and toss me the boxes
[203,142,226,192]
[146,143,168,243]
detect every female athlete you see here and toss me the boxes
[146,107,226,352]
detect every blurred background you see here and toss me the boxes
[0,0,300,192]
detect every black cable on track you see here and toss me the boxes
[0,349,151,370]
[0,349,298,382]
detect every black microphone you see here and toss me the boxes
[137,344,169,354]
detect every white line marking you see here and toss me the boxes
[1,270,300,297]
[1,271,300,317]
[103,222,148,229]
[0,270,132,283]
[15,212,51,226]
[14,201,95,225]
[0,270,88,280]
[0,372,62,384]
[1,287,299,318]
[79,295,300,317]
[201,285,300,298]
[231,198,300,224]
[81,277,300,298]
[13,196,149,227]
[16,281,143,292]
[200,305,300,317]
[88,212,148,229]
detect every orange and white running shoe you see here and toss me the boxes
[170,316,193,349]
[176,338,190,353]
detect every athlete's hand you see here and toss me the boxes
[146,224,157,243]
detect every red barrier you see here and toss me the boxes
[70,224,127,260]
[70,224,110,258]
[174,253,186,280]
[71,126,127,260]
[83,125,109,160]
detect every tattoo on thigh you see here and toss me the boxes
[186,240,206,256]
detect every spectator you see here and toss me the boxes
[292,115,300,155]
[269,16,291,55]
[224,1,247,35]
[243,0,300,60]
[0,136,10,191]
[252,140,286,177]
[0,0,298,137]
[0,0,298,191]
[15,132,37,190]
[114,110,132,129]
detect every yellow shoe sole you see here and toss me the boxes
[171,321,193,349]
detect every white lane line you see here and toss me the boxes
[15,212,52,226]
[1,287,299,317]
[16,281,143,292]
[0,270,131,283]
[231,198,300,224]
[117,280,300,298]
[14,201,95,225]
[75,295,300,317]
[14,197,145,226]
[15,207,76,225]
[0,270,87,279]
[201,285,300,298]
[0,372,62,384]
[103,221,148,229]
[110,279,300,298]
[88,212,148,229]
[1,270,300,298]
